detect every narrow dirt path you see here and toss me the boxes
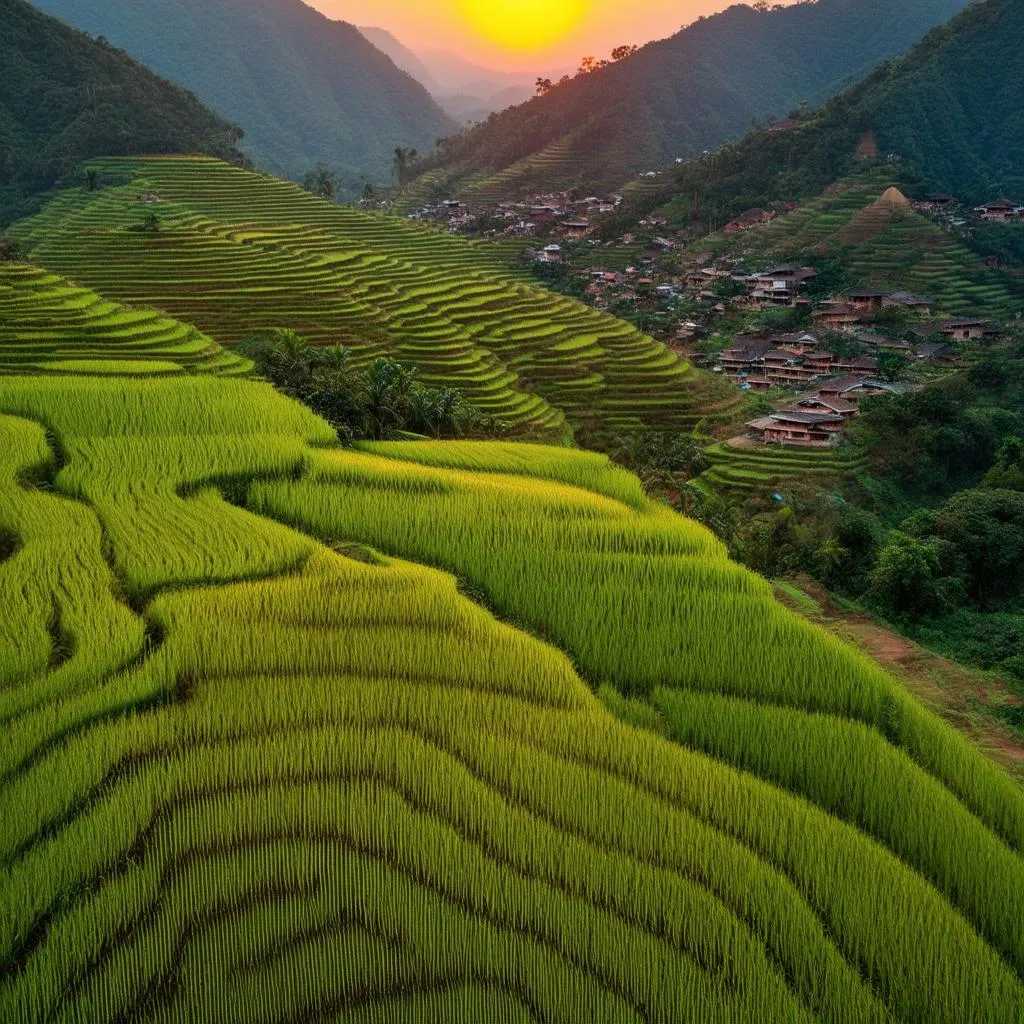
[775,576,1024,785]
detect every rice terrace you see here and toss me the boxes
[3,0,1024,1020]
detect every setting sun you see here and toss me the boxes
[456,0,589,52]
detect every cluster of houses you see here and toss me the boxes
[746,379,912,447]
[408,191,620,241]
[716,287,1007,447]
[686,264,819,309]
[719,330,917,446]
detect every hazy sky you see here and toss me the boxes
[309,0,745,71]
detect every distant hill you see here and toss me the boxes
[357,34,545,125]
[665,0,1024,226]
[29,0,458,183]
[358,26,439,93]
[413,0,970,197]
[0,0,243,226]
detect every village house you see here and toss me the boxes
[541,244,564,263]
[719,338,776,378]
[812,302,863,330]
[774,331,821,355]
[762,348,815,387]
[723,208,772,233]
[530,205,562,224]
[832,353,879,375]
[844,288,891,312]
[916,194,958,213]
[882,291,937,312]
[973,199,1022,222]
[746,408,844,447]
[560,219,590,239]
[817,376,909,405]
[854,333,914,356]
[748,265,816,307]
[911,317,1002,342]
[798,394,857,420]
[915,342,964,366]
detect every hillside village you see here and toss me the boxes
[405,183,1020,451]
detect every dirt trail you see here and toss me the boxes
[776,576,1024,784]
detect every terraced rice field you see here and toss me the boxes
[11,157,700,438]
[697,440,868,496]
[723,169,1020,318]
[0,263,249,376]
[1,312,1023,1019]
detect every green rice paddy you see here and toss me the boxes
[1,162,1022,1021]
[695,441,868,495]
[10,157,701,438]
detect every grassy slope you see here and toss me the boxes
[10,156,702,438]
[0,308,1022,1017]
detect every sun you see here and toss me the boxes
[456,0,589,52]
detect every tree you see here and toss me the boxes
[392,147,419,187]
[85,168,99,192]
[932,488,1024,606]
[302,164,340,202]
[241,330,488,442]
[0,236,21,263]
[535,77,554,96]
[867,531,944,621]
[611,45,639,62]
[876,352,907,381]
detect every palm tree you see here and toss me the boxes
[392,147,419,187]
[302,164,339,202]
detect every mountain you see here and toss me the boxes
[356,37,548,125]
[665,0,1024,226]
[416,50,555,96]
[358,25,439,92]
[0,0,243,226]
[414,0,971,197]
[434,84,537,126]
[28,0,458,183]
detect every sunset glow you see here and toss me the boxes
[310,0,709,69]
[456,0,588,51]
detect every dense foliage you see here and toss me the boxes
[664,0,1024,226]
[30,0,456,184]
[0,0,243,227]
[415,0,968,195]
[242,329,493,441]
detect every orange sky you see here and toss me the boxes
[309,0,743,71]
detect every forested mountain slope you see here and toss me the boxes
[28,0,457,182]
[0,0,242,225]
[358,26,439,92]
[666,0,1024,225]
[413,0,970,196]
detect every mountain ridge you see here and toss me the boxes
[659,0,1024,229]
[413,0,972,197]
[28,0,458,183]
